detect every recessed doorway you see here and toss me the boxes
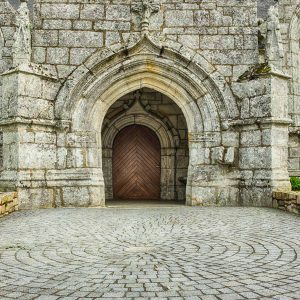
[112,124,161,200]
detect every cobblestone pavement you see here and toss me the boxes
[0,207,300,300]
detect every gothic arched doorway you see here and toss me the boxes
[54,36,239,207]
[112,125,161,200]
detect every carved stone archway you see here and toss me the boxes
[54,35,239,207]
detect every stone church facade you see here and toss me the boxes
[0,0,299,209]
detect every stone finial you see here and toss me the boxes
[266,4,284,68]
[12,0,31,67]
[132,0,160,34]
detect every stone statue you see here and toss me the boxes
[0,28,4,60]
[266,4,284,68]
[12,0,31,67]
[132,0,160,34]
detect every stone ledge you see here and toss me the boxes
[0,192,18,217]
[272,191,300,214]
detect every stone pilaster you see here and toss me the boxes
[0,64,57,208]
[53,127,105,207]
[186,132,239,207]
[0,64,105,208]
[234,68,292,207]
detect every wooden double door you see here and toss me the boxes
[112,125,161,200]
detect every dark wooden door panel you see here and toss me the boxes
[113,125,161,200]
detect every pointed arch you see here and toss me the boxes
[55,35,238,134]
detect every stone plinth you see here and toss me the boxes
[233,68,292,207]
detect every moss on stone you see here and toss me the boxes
[238,63,271,82]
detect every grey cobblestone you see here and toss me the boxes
[0,207,300,299]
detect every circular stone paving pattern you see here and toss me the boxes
[0,207,300,299]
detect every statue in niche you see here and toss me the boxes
[266,4,284,68]
[12,0,31,67]
[132,0,160,34]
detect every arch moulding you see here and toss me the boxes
[55,34,238,133]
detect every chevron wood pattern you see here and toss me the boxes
[112,125,161,200]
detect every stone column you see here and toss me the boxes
[234,69,292,207]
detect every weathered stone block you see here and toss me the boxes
[250,95,272,117]
[105,32,121,47]
[34,132,56,144]
[73,20,93,30]
[80,4,104,20]
[240,147,271,169]
[43,19,72,30]
[165,10,193,27]
[33,30,58,47]
[240,130,261,147]
[46,48,69,64]
[17,97,54,120]
[62,186,90,207]
[194,10,210,27]
[94,21,131,31]
[41,4,80,20]
[70,48,96,65]
[106,5,130,21]
[18,188,54,209]
[19,144,56,169]
[200,35,235,50]
[59,31,103,47]
[32,47,46,64]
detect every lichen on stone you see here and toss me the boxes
[238,63,272,82]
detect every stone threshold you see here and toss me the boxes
[106,200,186,208]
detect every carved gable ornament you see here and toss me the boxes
[132,0,160,34]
